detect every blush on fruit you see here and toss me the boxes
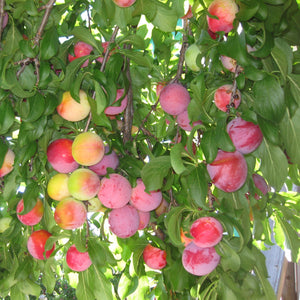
[214,84,241,112]
[47,173,71,201]
[137,210,150,230]
[226,117,263,154]
[207,150,248,192]
[143,244,167,270]
[66,244,92,272]
[159,83,190,116]
[108,204,140,238]
[177,110,202,131]
[252,173,269,195]
[112,0,136,7]
[27,230,55,260]
[17,199,44,226]
[0,148,15,177]
[104,89,128,116]
[182,242,220,276]
[190,217,223,248]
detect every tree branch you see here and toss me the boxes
[0,0,5,43]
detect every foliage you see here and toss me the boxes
[0,0,300,299]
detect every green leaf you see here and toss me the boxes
[118,49,152,68]
[216,241,241,272]
[21,93,45,122]
[0,140,8,166]
[279,108,300,165]
[253,75,285,123]
[70,27,102,52]
[141,156,171,192]
[0,99,15,135]
[118,271,138,299]
[184,165,209,208]
[170,143,187,175]
[288,74,300,105]
[16,279,41,297]
[3,25,22,55]
[21,182,40,214]
[93,80,107,115]
[164,206,186,247]
[40,27,59,60]
[201,128,218,163]
[88,238,107,269]
[253,265,276,300]
[76,271,94,300]
[257,116,281,145]
[256,138,288,191]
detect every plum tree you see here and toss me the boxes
[130,178,162,212]
[182,242,220,276]
[68,168,100,200]
[16,199,44,226]
[72,132,105,166]
[57,90,91,122]
[190,217,223,248]
[143,244,167,270]
[47,139,79,173]
[207,150,248,192]
[226,117,263,154]
[98,173,132,209]
[66,244,92,272]
[54,197,87,230]
[0,0,299,299]
[27,230,55,260]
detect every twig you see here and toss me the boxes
[0,0,5,43]
[228,64,242,109]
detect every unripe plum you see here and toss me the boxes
[17,199,44,226]
[159,83,190,116]
[86,197,105,212]
[89,146,119,176]
[137,210,150,230]
[68,42,93,68]
[226,117,263,154]
[108,204,140,238]
[66,244,92,272]
[214,84,241,112]
[57,90,91,122]
[143,244,167,270]
[252,173,269,195]
[68,168,100,201]
[177,110,202,131]
[72,132,105,166]
[185,44,202,72]
[47,139,79,173]
[155,198,169,216]
[0,149,15,177]
[190,217,223,248]
[207,0,239,34]
[0,216,12,233]
[54,197,87,230]
[112,0,136,8]
[207,150,247,192]
[130,179,162,212]
[104,89,128,116]
[98,173,131,209]
[182,242,220,276]
[27,230,55,260]
[47,173,70,201]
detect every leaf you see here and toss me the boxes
[256,138,288,191]
[164,206,186,246]
[118,49,152,68]
[141,156,171,192]
[21,93,45,122]
[257,115,281,145]
[288,74,300,105]
[253,265,276,300]
[170,143,187,175]
[253,75,285,123]
[0,99,14,135]
[70,27,102,52]
[117,271,138,299]
[216,241,241,272]
[201,128,218,163]
[88,238,107,269]
[76,271,94,300]
[40,27,59,60]
[184,165,209,208]
[16,279,41,297]
[21,182,40,214]
[3,25,22,55]
[280,108,300,165]
[93,80,107,115]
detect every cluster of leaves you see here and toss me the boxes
[0,0,300,299]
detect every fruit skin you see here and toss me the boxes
[68,168,100,201]
[47,139,79,173]
[27,230,55,260]
[159,83,190,116]
[182,242,220,276]
[0,216,12,233]
[57,90,91,122]
[177,110,202,131]
[54,197,87,230]
[112,0,136,8]
[17,199,44,226]
[207,0,239,34]
[185,44,202,72]
[137,211,150,230]
[89,146,119,176]
[108,204,140,238]
[98,173,132,209]
[72,132,105,166]
[221,55,238,72]
[66,244,92,272]
[226,117,263,154]
[104,89,128,116]
[155,198,169,216]
[190,217,223,248]
[130,178,162,212]
[252,173,269,196]
[180,228,193,247]
[143,244,167,270]
[68,42,93,68]
[207,150,248,192]
[47,173,71,201]
[214,84,241,112]
[0,149,15,177]
[86,197,105,212]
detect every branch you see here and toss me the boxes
[228,64,242,112]
[0,0,5,43]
